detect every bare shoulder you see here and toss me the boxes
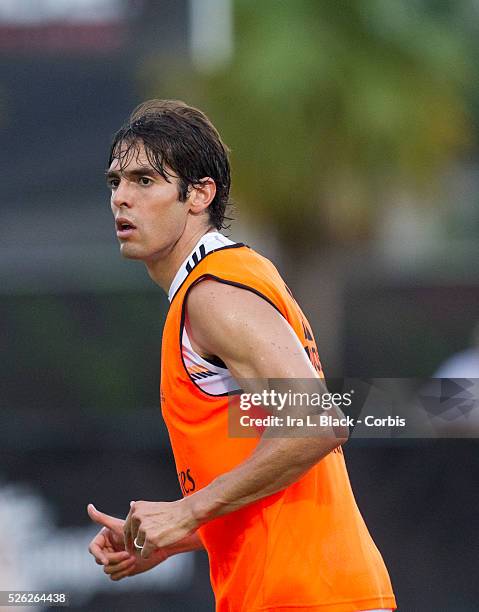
[186,278,280,332]
[185,279,278,369]
[185,279,314,379]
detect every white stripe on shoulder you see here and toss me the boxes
[182,328,241,395]
[168,232,235,302]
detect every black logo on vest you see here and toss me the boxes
[178,468,196,495]
[185,243,207,273]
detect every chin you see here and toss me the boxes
[119,244,145,260]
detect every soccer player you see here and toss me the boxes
[87,100,396,612]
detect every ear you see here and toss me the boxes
[188,178,216,214]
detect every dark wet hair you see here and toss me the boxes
[108,99,231,230]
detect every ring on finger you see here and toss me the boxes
[134,535,144,551]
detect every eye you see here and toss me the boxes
[107,178,120,190]
[139,176,152,186]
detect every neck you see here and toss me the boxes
[145,226,214,293]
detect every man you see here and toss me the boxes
[88,99,396,612]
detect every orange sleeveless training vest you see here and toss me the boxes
[160,243,396,612]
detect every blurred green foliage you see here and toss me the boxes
[1,293,167,412]
[147,0,474,250]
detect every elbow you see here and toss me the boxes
[335,422,350,445]
[309,428,348,466]
[330,405,350,448]
[311,423,349,460]
[331,425,349,450]
[335,432,349,449]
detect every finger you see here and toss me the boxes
[103,550,133,565]
[128,505,143,553]
[87,504,121,533]
[93,553,108,566]
[132,527,146,556]
[104,557,136,575]
[88,535,108,566]
[123,509,134,553]
[141,538,155,560]
[110,569,131,581]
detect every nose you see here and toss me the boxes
[111,179,132,210]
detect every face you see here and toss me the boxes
[107,143,189,261]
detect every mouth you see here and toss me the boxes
[116,217,137,239]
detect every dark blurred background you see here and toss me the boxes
[1,1,478,610]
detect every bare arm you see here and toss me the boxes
[125,280,348,559]
[185,280,348,523]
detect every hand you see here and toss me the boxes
[87,503,169,581]
[124,499,198,559]
[87,503,126,564]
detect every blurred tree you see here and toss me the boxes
[145,0,473,252]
